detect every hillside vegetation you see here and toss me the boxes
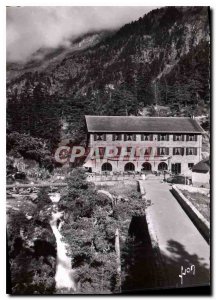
[7,7,210,150]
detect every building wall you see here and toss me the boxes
[192,172,210,188]
[87,133,202,174]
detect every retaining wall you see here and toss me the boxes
[138,180,166,280]
[172,185,210,244]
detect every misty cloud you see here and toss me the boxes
[7,6,158,62]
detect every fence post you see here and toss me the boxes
[115,228,121,292]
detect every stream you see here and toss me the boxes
[49,193,76,292]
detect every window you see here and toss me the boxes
[158,162,168,171]
[173,134,184,141]
[158,134,169,141]
[117,147,122,156]
[94,133,106,141]
[141,134,153,141]
[186,148,197,155]
[99,147,105,157]
[124,134,136,141]
[173,148,184,155]
[144,147,151,155]
[186,135,197,142]
[127,147,132,154]
[188,163,194,169]
[112,134,122,141]
[157,147,169,156]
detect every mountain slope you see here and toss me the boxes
[7,6,210,147]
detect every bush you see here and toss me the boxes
[7,194,56,295]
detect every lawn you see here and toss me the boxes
[97,181,138,198]
[181,190,210,222]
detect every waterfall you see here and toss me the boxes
[49,194,76,292]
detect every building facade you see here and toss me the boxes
[85,116,204,175]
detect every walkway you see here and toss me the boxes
[142,179,210,289]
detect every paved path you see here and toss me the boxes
[142,179,210,288]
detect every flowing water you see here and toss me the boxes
[49,193,76,292]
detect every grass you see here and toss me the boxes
[181,190,210,222]
[97,181,138,198]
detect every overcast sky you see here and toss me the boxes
[7,6,159,62]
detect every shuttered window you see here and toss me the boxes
[186,135,196,141]
[99,147,105,156]
[173,148,182,155]
[173,134,184,141]
[144,147,152,155]
[157,147,169,155]
[113,134,122,141]
[158,134,169,141]
[141,134,153,141]
[186,148,197,155]
[94,134,105,141]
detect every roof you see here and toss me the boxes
[192,157,210,173]
[85,116,204,133]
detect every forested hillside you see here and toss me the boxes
[7,6,210,152]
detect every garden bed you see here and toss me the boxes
[181,190,210,222]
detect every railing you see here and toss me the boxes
[87,172,144,182]
[6,182,67,189]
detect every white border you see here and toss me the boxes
[1,1,214,299]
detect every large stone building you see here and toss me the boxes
[85,116,204,175]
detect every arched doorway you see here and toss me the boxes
[101,162,112,172]
[142,162,152,171]
[124,162,135,172]
[158,162,168,171]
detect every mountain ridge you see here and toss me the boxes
[7,6,210,147]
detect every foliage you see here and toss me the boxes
[7,189,56,294]
[7,132,55,171]
[7,7,210,148]
[57,169,146,294]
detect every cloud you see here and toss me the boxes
[7,6,159,62]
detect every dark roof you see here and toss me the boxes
[85,116,204,133]
[192,157,210,173]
